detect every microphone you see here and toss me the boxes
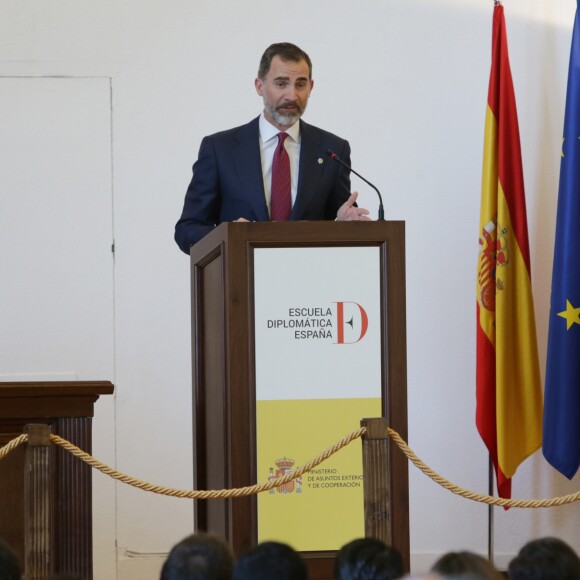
[326,150,385,221]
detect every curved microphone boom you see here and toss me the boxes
[326,150,385,221]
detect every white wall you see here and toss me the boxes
[1,0,578,577]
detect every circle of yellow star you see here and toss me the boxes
[557,299,580,330]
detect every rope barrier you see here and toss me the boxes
[48,428,366,499]
[1,426,578,508]
[385,427,580,509]
[0,433,28,460]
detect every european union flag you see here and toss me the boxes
[543,0,580,480]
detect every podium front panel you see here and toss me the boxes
[254,246,382,551]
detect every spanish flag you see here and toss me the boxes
[476,3,543,500]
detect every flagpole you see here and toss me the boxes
[477,1,543,568]
[488,456,495,566]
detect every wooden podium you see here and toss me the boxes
[189,221,408,576]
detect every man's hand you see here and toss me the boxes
[336,192,371,221]
[234,217,251,222]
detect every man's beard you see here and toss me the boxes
[267,101,305,128]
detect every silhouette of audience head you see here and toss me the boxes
[233,541,307,580]
[508,536,580,580]
[160,533,233,580]
[0,538,21,580]
[431,551,502,579]
[334,537,404,580]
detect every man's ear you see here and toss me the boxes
[255,77,263,96]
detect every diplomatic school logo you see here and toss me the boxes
[268,457,302,494]
[265,301,369,343]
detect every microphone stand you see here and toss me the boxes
[326,150,385,221]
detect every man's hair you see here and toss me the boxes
[0,538,21,580]
[508,536,580,580]
[257,43,312,80]
[431,551,502,579]
[334,538,404,580]
[160,533,233,580]
[233,541,307,580]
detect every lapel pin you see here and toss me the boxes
[317,157,323,165]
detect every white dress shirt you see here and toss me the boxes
[258,113,301,216]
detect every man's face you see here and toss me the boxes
[255,55,314,130]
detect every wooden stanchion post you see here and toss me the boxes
[361,418,391,544]
[24,424,52,580]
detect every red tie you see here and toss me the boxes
[271,132,291,221]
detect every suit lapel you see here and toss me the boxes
[292,120,324,220]
[232,117,270,221]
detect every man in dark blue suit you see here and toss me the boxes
[175,43,370,254]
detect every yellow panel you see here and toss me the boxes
[256,397,381,551]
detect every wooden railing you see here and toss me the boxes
[0,381,114,580]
